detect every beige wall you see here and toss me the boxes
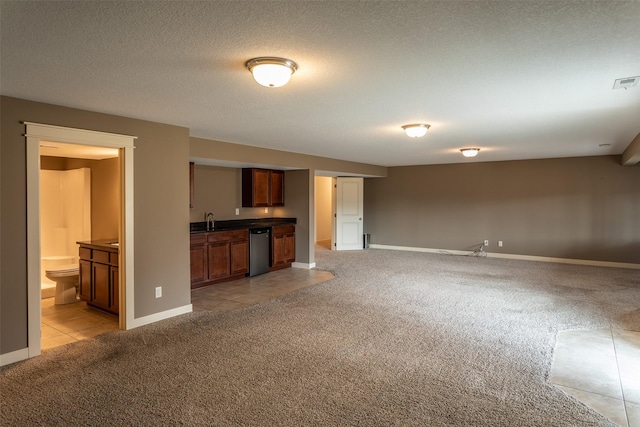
[314,176,333,243]
[190,137,386,266]
[274,170,313,264]
[190,137,387,177]
[190,165,281,222]
[1,96,191,356]
[41,156,119,240]
[364,156,640,264]
[190,165,313,264]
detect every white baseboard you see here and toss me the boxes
[292,262,316,269]
[127,304,193,330]
[369,244,640,270]
[0,347,30,367]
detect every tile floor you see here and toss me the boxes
[41,297,119,350]
[191,267,335,312]
[551,328,640,427]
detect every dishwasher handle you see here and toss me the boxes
[250,227,271,235]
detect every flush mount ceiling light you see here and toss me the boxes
[460,148,480,157]
[401,123,430,138]
[246,57,298,88]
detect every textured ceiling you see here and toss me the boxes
[1,1,639,167]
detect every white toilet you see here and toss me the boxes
[45,264,80,305]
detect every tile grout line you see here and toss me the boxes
[610,328,632,427]
[550,329,629,427]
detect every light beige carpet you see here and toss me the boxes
[2,247,639,426]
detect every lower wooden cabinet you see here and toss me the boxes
[271,225,295,271]
[190,229,249,289]
[78,244,119,315]
[208,242,230,280]
[230,240,250,275]
[190,243,207,284]
[189,225,296,287]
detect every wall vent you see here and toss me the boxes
[613,76,639,90]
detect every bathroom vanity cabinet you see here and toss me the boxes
[78,241,119,315]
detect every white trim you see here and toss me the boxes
[24,122,136,147]
[26,132,42,358]
[0,348,30,367]
[121,145,135,330]
[292,262,316,269]
[24,123,136,365]
[369,244,640,270]
[128,304,193,329]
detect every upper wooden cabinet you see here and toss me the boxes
[270,170,284,206]
[242,168,284,207]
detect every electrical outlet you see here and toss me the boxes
[155,286,162,298]
[235,208,239,215]
[264,207,268,214]
[484,240,489,246]
[498,241,503,247]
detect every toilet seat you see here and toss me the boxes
[45,263,79,278]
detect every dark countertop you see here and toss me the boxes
[77,239,120,251]
[190,217,296,234]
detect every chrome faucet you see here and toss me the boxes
[206,212,215,231]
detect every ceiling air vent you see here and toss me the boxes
[613,76,639,90]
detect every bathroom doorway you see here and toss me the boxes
[26,123,136,359]
[314,176,335,250]
[39,144,120,350]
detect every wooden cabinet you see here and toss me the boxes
[230,240,250,275]
[242,168,285,207]
[190,229,249,289]
[271,224,295,271]
[270,170,284,206]
[78,244,119,315]
[190,233,207,285]
[110,265,119,314]
[79,259,92,301]
[207,242,230,280]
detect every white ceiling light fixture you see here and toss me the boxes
[401,123,430,138]
[246,57,298,88]
[460,148,480,157]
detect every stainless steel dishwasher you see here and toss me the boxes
[249,228,270,277]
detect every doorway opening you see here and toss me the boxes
[314,176,364,252]
[26,123,135,359]
[314,176,334,250]
[39,143,120,350]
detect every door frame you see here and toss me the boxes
[25,122,136,358]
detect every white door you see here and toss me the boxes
[335,177,363,250]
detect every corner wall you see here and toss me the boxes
[1,96,191,357]
[364,156,640,264]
